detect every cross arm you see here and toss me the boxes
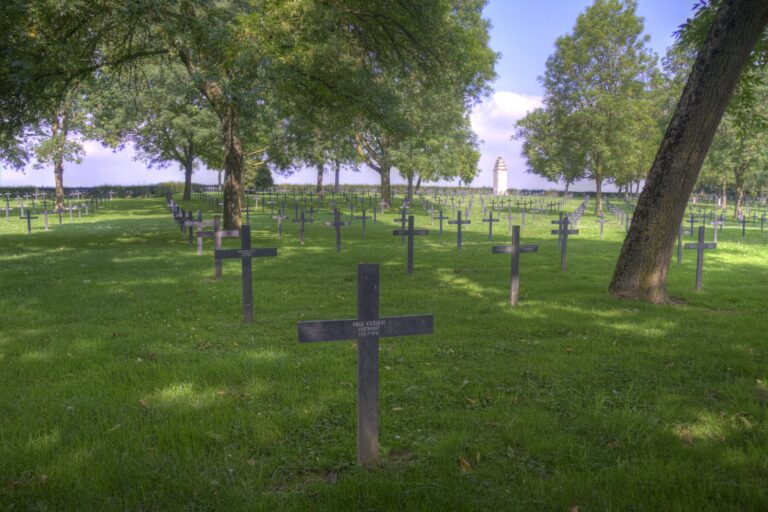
[215,248,278,259]
[299,315,433,343]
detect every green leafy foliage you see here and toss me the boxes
[515,0,663,212]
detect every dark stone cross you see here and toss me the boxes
[434,209,448,238]
[761,213,767,232]
[393,208,408,242]
[214,225,277,321]
[684,226,716,290]
[739,215,747,238]
[325,208,351,252]
[392,215,429,274]
[355,209,371,238]
[551,213,564,247]
[448,211,471,250]
[492,225,539,306]
[292,211,313,245]
[20,209,38,234]
[482,212,499,241]
[550,216,579,271]
[297,264,433,468]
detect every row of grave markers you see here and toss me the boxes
[166,191,730,468]
[169,199,433,467]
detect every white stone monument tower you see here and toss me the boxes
[492,157,508,195]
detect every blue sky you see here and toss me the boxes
[1,1,696,190]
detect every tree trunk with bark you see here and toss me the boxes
[406,173,414,202]
[54,158,65,210]
[733,163,747,218]
[179,49,243,229]
[51,111,66,210]
[183,146,194,201]
[594,172,604,216]
[316,164,324,194]
[379,166,392,209]
[609,0,768,303]
[221,103,244,229]
[415,175,422,196]
[334,160,340,193]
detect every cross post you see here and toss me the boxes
[393,208,408,242]
[684,226,716,290]
[482,213,499,241]
[325,208,350,252]
[214,225,277,322]
[550,216,579,271]
[196,215,219,255]
[355,209,371,238]
[292,211,313,245]
[392,216,429,274]
[273,212,288,238]
[21,209,38,234]
[492,225,538,306]
[448,211,471,250]
[596,214,606,239]
[298,264,433,468]
[434,210,448,238]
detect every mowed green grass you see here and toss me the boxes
[1,195,767,511]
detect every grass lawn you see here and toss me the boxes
[1,195,767,511]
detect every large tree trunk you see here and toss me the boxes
[594,172,604,216]
[54,158,65,211]
[334,160,340,193]
[406,173,414,202]
[564,180,571,194]
[221,104,243,229]
[379,166,392,208]
[182,150,194,201]
[316,164,324,194]
[179,49,243,228]
[608,0,768,303]
[51,111,66,210]
[720,174,728,209]
[733,164,746,218]
[415,175,423,196]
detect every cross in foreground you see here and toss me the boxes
[298,264,433,468]
[492,225,538,306]
[214,225,277,321]
[684,226,716,291]
[392,215,429,274]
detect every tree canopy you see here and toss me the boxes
[515,0,662,213]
